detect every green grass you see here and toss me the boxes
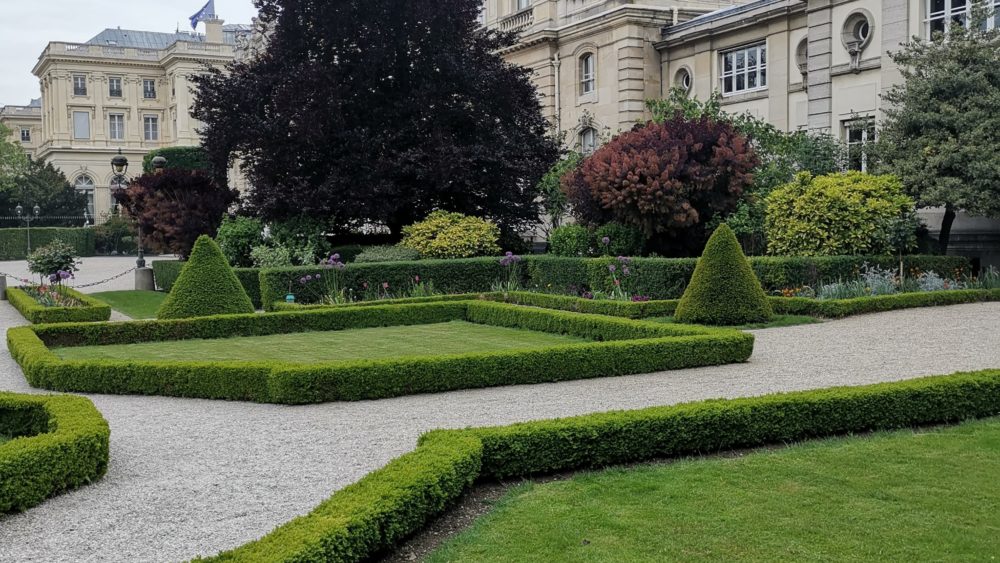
[430,418,1000,562]
[53,320,588,364]
[649,313,820,330]
[89,290,167,319]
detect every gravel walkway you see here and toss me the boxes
[0,255,171,293]
[0,302,998,562]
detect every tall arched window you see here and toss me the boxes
[580,53,596,95]
[579,127,597,155]
[74,175,95,218]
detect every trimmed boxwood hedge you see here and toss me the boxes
[153,260,262,308]
[156,236,255,319]
[0,228,96,260]
[199,369,1000,561]
[7,286,112,324]
[0,392,110,513]
[8,301,753,404]
[259,254,970,310]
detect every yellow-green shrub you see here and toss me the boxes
[765,171,915,256]
[399,211,501,259]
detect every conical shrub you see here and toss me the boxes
[157,235,255,319]
[674,224,772,326]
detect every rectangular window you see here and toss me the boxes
[20,128,30,142]
[580,54,596,96]
[144,115,159,141]
[517,0,531,10]
[72,111,90,139]
[721,43,767,95]
[143,79,157,99]
[73,75,87,96]
[927,0,999,36]
[109,114,125,140]
[109,77,123,98]
[844,118,876,172]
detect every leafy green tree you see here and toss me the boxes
[537,152,582,232]
[8,159,90,225]
[877,8,1000,253]
[0,123,30,198]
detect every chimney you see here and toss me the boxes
[205,17,225,44]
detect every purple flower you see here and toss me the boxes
[631,295,651,302]
[315,273,321,279]
[506,251,513,257]
[622,267,630,276]
[305,275,313,281]
[601,237,610,246]
[59,271,71,280]
[617,256,631,264]
[608,264,616,273]
[582,291,594,300]
[299,277,308,285]
[333,253,341,260]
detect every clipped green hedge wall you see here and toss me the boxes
[0,228,96,260]
[8,301,753,404]
[201,369,1000,561]
[0,392,110,513]
[152,260,262,308]
[260,255,970,310]
[7,287,112,324]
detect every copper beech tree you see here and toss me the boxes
[563,116,758,255]
[113,169,237,259]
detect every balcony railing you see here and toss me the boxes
[499,8,534,33]
[40,41,235,63]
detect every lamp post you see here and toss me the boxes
[110,149,145,268]
[15,203,41,254]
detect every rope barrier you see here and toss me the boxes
[0,267,137,289]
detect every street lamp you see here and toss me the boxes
[15,203,41,254]
[110,149,146,268]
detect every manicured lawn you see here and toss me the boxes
[649,313,820,330]
[89,290,167,319]
[53,320,588,364]
[430,418,1000,562]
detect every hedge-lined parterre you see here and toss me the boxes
[0,392,110,513]
[7,301,754,404]
[197,369,1000,562]
[7,286,112,324]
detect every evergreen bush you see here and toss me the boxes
[548,225,592,256]
[399,211,501,259]
[156,236,255,319]
[674,224,773,325]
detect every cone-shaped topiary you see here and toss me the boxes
[157,235,255,319]
[674,224,773,326]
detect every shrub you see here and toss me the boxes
[594,222,645,257]
[548,225,592,257]
[26,240,79,285]
[7,286,112,324]
[267,217,332,265]
[0,392,109,513]
[674,224,773,325]
[354,245,421,263]
[250,245,293,269]
[564,116,758,255]
[0,228,95,261]
[93,213,136,255]
[215,216,264,267]
[329,244,366,263]
[400,211,501,259]
[156,236,255,319]
[141,146,211,173]
[113,169,237,259]
[766,172,917,256]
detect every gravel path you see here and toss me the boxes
[0,302,998,562]
[0,255,172,293]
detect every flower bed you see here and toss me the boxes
[0,392,110,513]
[7,286,112,324]
[196,369,1000,561]
[7,301,754,404]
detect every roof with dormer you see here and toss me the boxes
[85,24,251,49]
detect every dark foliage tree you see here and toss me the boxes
[0,159,89,226]
[562,116,758,256]
[192,0,560,237]
[113,169,237,259]
[877,9,1000,253]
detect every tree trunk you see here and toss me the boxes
[938,203,957,255]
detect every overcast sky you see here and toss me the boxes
[0,0,260,105]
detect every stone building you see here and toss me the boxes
[486,0,1000,265]
[25,18,249,219]
[0,98,43,161]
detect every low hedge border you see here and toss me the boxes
[0,392,110,513]
[271,288,1000,321]
[259,254,970,310]
[7,286,112,324]
[8,301,753,404]
[200,369,1000,561]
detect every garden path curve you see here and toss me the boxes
[0,301,998,562]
